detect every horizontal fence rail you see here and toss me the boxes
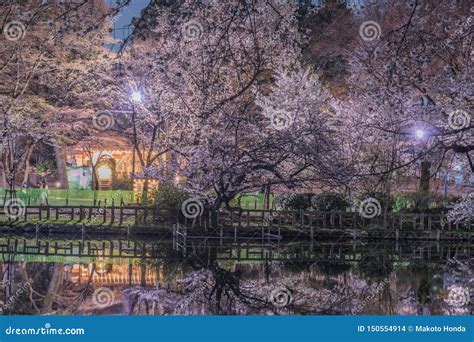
[0,238,471,262]
[0,206,472,234]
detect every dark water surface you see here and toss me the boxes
[0,236,472,316]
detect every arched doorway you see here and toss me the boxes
[95,156,115,190]
[97,164,113,190]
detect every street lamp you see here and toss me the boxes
[131,91,142,102]
[415,129,425,139]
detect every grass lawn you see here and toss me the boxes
[0,188,138,206]
[0,188,273,209]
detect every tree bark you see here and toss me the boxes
[264,185,271,209]
[91,164,99,190]
[41,263,64,314]
[53,143,69,189]
[22,144,35,186]
[141,178,149,204]
[0,159,6,188]
[419,160,431,192]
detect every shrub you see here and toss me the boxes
[311,192,349,211]
[394,191,450,213]
[274,193,313,211]
[112,176,132,190]
[152,182,188,210]
[358,191,394,212]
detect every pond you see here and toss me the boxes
[0,236,472,316]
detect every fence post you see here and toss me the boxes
[111,202,115,224]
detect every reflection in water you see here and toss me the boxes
[0,240,472,316]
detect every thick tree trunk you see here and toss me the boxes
[91,165,99,190]
[41,263,64,314]
[419,160,431,192]
[0,159,6,188]
[22,144,35,186]
[141,178,149,204]
[53,143,69,189]
[264,185,271,209]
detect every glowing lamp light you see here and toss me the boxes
[97,166,112,179]
[131,91,142,102]
[415,129,425,139]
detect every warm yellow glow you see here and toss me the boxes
[97,165,112,179]
[91,151,113,164]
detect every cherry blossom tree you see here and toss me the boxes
[121,0,348,211]
[0,0,128,198]
[330,0,473,195]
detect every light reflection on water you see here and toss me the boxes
[0,239,472,316]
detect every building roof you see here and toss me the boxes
[71,131,132,153]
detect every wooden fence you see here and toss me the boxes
[0,237,471,263]
[0,205,472,232]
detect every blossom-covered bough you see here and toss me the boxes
[333,0,473,196]
[0,0,130,198]
[116,0,348,212]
